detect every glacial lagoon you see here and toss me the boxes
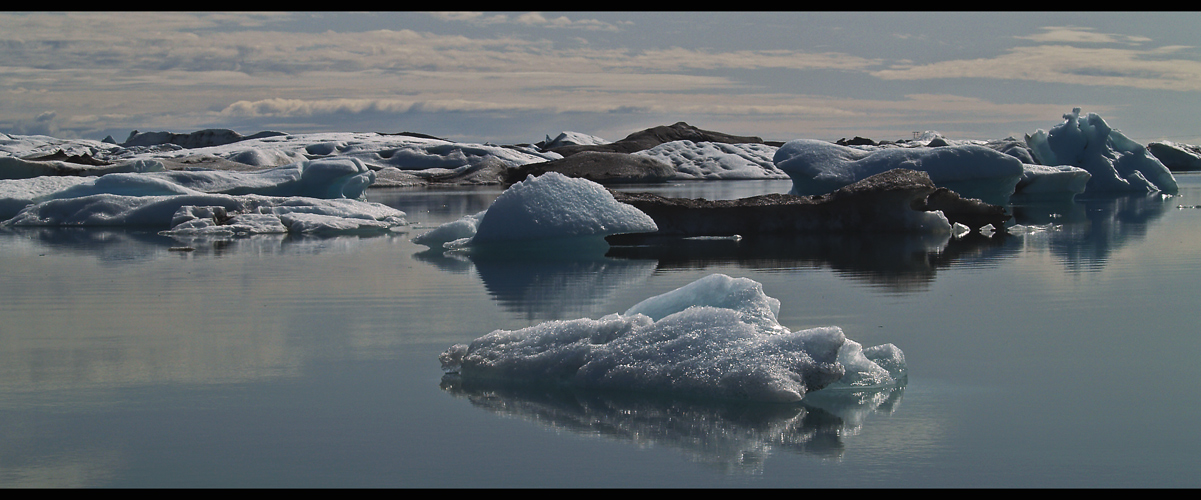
[2,175,1200,487]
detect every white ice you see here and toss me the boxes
[773,139,1025,205]
[541,131,609,149]
[440,274,906,403]
[1025,108,1177,193]
[0,157,377,222]
[5,192,407,235]
[1013,164,1092,199]
[414,172,657,249]
[1,131,560,172]
[633,140,789,180]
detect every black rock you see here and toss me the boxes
[376,131,451,142]
[1148,141,1201,171]
[547,122,765,157]
[606,168,1009,243]
[121,129,286,149]
[22,149,112,166]
[505,151,676,185]
[836,136,878,146]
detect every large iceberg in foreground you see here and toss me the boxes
[774,139,1025,205]
[440,274,906,403]
[413,172,657,249]
[1025,108,1177,194]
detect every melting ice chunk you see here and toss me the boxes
[1025,108,1176,194]
[440,274,906,403]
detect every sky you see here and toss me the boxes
[2,11,1199,146]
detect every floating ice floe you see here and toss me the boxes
[0,157,405,235]
[773,139,1025,205]
[413,172,657,249]
[1025,108,1177,194]
[633,140,788,180]
[0,157,377,221]
[4,193,407,236]
[440,274,906,403]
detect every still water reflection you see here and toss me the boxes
[1,176,1198,487]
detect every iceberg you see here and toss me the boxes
[1025,108,1177,194]
[413,172,657,249]
[773,139,1025,205]
[142,157,377,200]
[0,157,378,222]
[0,159,405,235]
[440,274,906,403]
[4,192,407,235]
[1013,164,1092,199]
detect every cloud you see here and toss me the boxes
[429,11,623,32]
[872,44,1201,92]
[219,97,548,117]
[1016,26,1152,45]
[2,110,64,137]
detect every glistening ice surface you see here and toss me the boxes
[2,176,1199,487]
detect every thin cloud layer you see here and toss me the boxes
[0,12,1197,143]
[1015,26,1153,45]
[874,44,1201,92]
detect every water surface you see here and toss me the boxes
[2,176,1199,487]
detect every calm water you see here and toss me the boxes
[1,175,1199,487]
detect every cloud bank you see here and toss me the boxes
[1,13,1197,143]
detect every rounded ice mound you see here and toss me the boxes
[415,172,657,248]
[440,273,906,403]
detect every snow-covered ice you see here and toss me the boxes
[0,158,405,235]
[4,192,407,236]
[1,131,561,173]
[440,274,906,402]
[414,172,657,249]
[541,131,609,149]
[1025,108,1177,194]
[1013,164,1092,199]
[633,140,788,180]
[773,139,1025,205]
[0,157,378,222]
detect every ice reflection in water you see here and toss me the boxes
[440,375,904,474]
